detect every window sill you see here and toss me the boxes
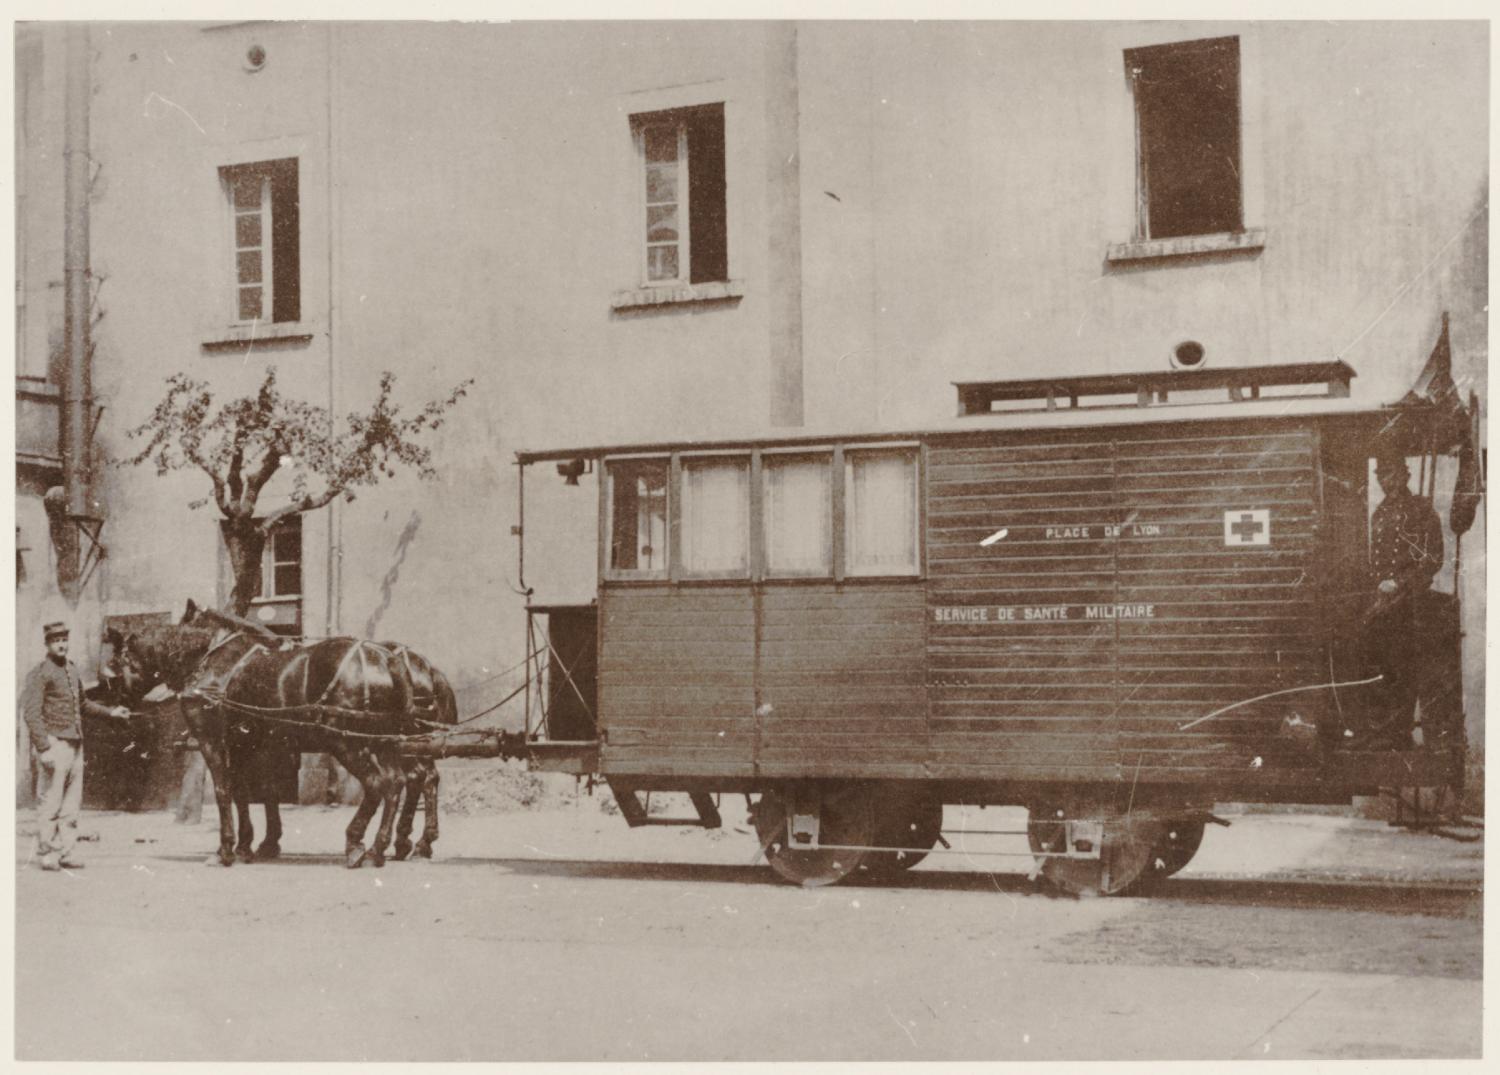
[610,279,745,311]
[1105,228,1266,265]
[201,322,316,351]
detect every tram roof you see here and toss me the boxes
[515,391,1410,465]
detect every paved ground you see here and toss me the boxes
[12,795,1483,1061]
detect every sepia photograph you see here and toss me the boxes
[10,13,1487,1063]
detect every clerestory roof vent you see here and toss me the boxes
[954,361,1355,416]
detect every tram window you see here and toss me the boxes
[763,454,832,577]
[845,448,920,576]
[606,459,669,576]
[681,456,750,576]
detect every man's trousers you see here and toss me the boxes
[35,736,85,862]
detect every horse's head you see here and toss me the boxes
[104,615,220,704]
[104,625,162,704]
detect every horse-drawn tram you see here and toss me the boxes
[510,359,1478,894]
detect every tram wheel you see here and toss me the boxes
[862,791,944,877]
[1146,819,1207,880]
[1027,811,1164,897]
[753,784,875,888]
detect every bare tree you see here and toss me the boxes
[124,367,470,615]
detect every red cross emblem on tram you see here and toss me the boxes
[1224,508,1271,546]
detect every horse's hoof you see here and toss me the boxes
[235,848,256,864]
[413,842,434,860]
[207,852,234,867]
[255,842,281,861]
[344,846,366,869]
[392,842,412,861]
[361,850,386,869]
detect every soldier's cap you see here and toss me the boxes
[43,622,69,641]
[1375,454,1409,474]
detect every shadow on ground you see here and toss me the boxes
[154,849,1480,916]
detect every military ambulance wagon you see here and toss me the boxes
[507,360,1477,894]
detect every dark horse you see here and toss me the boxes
[382,643,459,859]
[252,640,458,860]
[108,602,447,867]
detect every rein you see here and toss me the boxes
[190,672,530,738]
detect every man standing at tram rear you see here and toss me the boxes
[20,621,131,870]
[1367,454,1445,749]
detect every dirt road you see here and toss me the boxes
[13,794,1482,1061]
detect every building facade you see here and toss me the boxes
[14,21,1488,772]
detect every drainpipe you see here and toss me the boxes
[61,22,93,521]
[325,23,344,635]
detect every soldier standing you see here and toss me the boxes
[20,622,131,870]
[1367,455,1445,748]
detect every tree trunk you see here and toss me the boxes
[220,516,267,617]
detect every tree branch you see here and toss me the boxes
[226,441,244,504]
[182,446,230,514]
[261,487,342,530]
[240,445,283,512]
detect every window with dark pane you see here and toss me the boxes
[631,103,727,286]
[220,157,300,323]
[607,459,669,575]
[1126,37,1242,240]
[263,514,303,597]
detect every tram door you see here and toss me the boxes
[544,606,599,741]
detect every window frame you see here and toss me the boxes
[636,117,692,288]
[225,165,276,324]
[677,451,753,581]
[250,513,303,636]
[219,157,300,327]
[627,102,727,293]
[842,444,924,579]
[760,447,836,581]
[262,515,303,600]
[1125,35,1244,244]
[601,454,673,582]
[598,443,924,588]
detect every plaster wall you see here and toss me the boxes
[20,21,1486,741]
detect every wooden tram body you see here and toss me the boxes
[514,362,1472,892]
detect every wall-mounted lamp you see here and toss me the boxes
[557,458,590,486]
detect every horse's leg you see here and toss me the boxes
[186,702,237,867]
[333,745,384,868]
[230,738,259,863]
[256,748,285,860]
[392,761,420,861]
[233,796,257,863]
[258,797,283,860]
[365,750,404,867]
[414,760,440,859]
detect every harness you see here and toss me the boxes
[185,631,488,745]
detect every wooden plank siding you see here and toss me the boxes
[925,426,1325,783]
[597,584,927,778]
[598,588,757,777]
[756,585,928,778]
[593,424,1330,787]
